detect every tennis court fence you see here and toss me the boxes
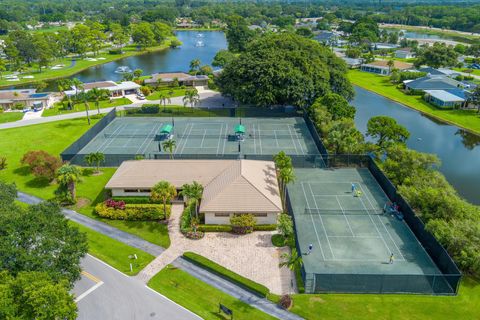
[303,208,384,216]
[286,156,462,295]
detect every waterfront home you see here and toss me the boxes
[424,89,467,109]
[403,75,463,92]
[395,48,415,59]
[0,89,54,110]
[144,72,209,87]
[64,81,140,97]
[105,160,282,225]
[361,60,414,75]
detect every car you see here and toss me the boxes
[136,93,146,100]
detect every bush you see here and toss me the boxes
[0,156,7,170]
[21,150,62,181]
[278,294,293,309]
[140,86,151,96]
[230,214,257,234]
[112,196,157,204]
[180,202,195,233]
[271,234,286,247]
[105,199,126,210]
[253,224,277,231]
[108,48,123,54]
[197,225,232,232]
[95,202,169,220]
[183,252,270,297]
[138,104,159,114]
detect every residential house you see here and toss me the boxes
[314,31,338,47]
[105,160,283,225]
[395,48,415,59]
[403,75,463,92]
[361,60,414,75]
[145,72,209,87]
[424,89,467,109]
[64,81,140,97]
[0,89,54,110]
[372,43,399,50]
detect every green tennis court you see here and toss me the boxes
[288,167,444,293]
[78,116,319,156]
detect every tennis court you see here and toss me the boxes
[288,167,445,293]
[78,116,319,156]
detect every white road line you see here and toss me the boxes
[336,195,355,237]
[358,183,406,261]
[75,281,104,302]
[307,183,335,258]
[301,182,326,260]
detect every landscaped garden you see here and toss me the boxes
[43,98,132,117]
[348,69,480,134]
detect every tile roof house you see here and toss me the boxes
[65,81,140,97]
[403,75,463,91]
[424,89,467,109]
[361,60,414,75]
[105,160,282,225]
[395,48,415,59]
[0,89,54,110]
[144,72,209,87]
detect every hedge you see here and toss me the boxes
[112,196,160,204]
[95,203,170,220]
[182,252,270,297]
[197,224,277,232]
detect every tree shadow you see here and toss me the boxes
[25,177,51,188]
[13,166,31,176]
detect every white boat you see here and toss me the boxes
[115,66,132,74]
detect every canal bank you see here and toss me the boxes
[352,86,480,205]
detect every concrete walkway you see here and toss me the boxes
[16,192,303,320]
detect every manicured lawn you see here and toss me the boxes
[71,221,155,276]
[43,98,133,117]
[0,39,174,88]
[126,105,230,117]
[146,88,187,100]
[290,277,479,320]
[453,68,480,77]
[0,117,170,248]
[0,112,23,123]
[348,70,480,134]
[148,266,277,320]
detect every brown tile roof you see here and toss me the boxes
[83,81,117,90]
[105,160,282,214]
[366,60,413,70]
[153,73,190,80]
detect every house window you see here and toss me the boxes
[253,213,268,217]
[139,189,151,193]
[124,189,138,193]
[214,213,230,217]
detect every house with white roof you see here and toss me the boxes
[64,81,140,97]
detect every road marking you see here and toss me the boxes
[75,271,104,302]
[82,270,101,283]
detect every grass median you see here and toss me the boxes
[348,69,480,135]
[148,266,277,320]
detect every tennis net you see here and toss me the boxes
[104,133,157,139]
[174,133,305,139]
[303,208,384,216]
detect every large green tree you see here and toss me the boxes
[414,43,459,68]
[217,33,354,107]
[225,15,255,53]
[366,116,410,148]
[311,93,356,121]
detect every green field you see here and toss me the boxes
[453,68,480,77]
[72,221,155,276]
[0,112,23,123]
[290,277,479,320]
[43,98,133,117]
[0,117,170,248]
[348,70,480,134]
[0,39,174,88]
[148,266,276,320]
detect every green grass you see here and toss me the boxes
[0,39,174,88]
[182,252,270,297]
[0,117,170,248]
[43,98,133,117]
[348,70,480,135]
[71,221,155,276]
[125,105,230,117]
[290,277,479,320]
[0,112,23,123]
[148,266,277,320]
[146,88,187,100]
[453,68,480,77]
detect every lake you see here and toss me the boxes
[352,86,480,205]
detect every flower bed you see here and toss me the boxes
[95,202,170,220]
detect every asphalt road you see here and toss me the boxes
[74,255,201,320]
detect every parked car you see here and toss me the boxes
[136,93,146,100]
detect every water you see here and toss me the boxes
[27,31,227,91]
[352,86,480,205]
[403,31,442,40]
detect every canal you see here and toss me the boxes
[352,86,480,205]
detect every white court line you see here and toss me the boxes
[257,125,263,155]
[121,127,141,148]
[222,123,228,155]
[141,122,164,155]
[179,123,194,154]
[336,195,355,237]
[274,130,280,147]
[307,183,335,258]
[301,182,326,260]
[358,183,406,261]
[136,122,162,155]
[216,123,224,155]
[95,123,126,152]
[328,235,382,239]
[174,123,190,154]
[75,280,104,302]
[183,146,217,149]
[200,129,206,148]
[357,190,396,259]
[286,125,299,155]
[252,123,257,154]
[313,194,357,197]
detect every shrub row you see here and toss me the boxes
[95,203,170,220]
[112,196,159,204]
[182,252,270,297]
[197,224,277,233]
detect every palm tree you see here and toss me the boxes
[158,91,171,112]
[84,152,105,173]
[273,151,292,171]
[83,99,91,125]
[162,139,176,159]
[279,248,303,271]
[57,79,73,109]
[387,59,395,74]
[71,78,84,111]
[89,88,110,114]
[279,167,295,207]
[151,181,177,218]
[180,181,203,220]
[56,164,81,203]
[182,89,200,108]
[189,59,201,74]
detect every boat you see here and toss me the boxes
[115,66,132,74]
